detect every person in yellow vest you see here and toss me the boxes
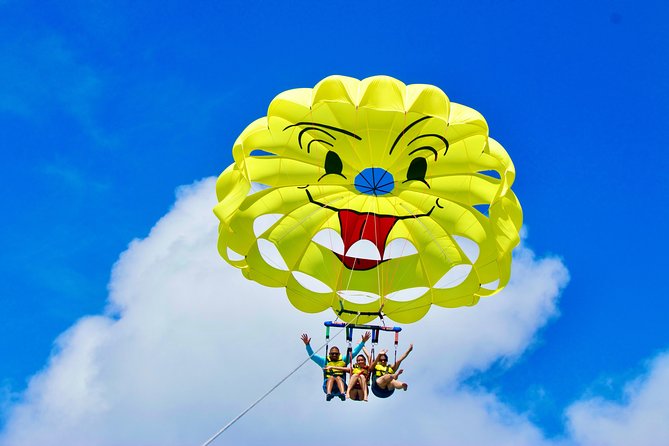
[370,344,413,398]
[325,347,373,402]
[301,332,371,401]
[322,346,347,400]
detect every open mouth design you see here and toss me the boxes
[336,210,397,270]
[306,189,431,270]
[315,210,403,270]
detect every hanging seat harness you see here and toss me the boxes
[323,305,402,399]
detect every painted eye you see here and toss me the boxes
[322,150,346,179]
[405,158,429,186]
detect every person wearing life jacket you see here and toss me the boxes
[300,332,371,401]
[325,347,373,402]
[348,349,372,401]
[323,347,347,400]
[369,344,413,398]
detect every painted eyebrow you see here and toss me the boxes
[408,146,438,161]
[284,122,362,152]
[388,116,432,155]
[307,139,333,153]
[407,133,449,161]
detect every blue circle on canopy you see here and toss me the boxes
[354,168,395,196]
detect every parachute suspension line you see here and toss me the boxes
[372,195,384,309]
[200,321,354,446]
[398,200,453,283]
[370,328,380,362]
[336,194,374,313]
[332,183,358,310]
[345,326,353,366]
[333,202,347,309]
[381,197,434,307]
[378,193,470,315]
[394,331,399,364]
[325,325,331,362]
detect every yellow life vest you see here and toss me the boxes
[374,363,394,377]
[352,365,365,375]
[325,359,346,377]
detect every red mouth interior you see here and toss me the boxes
[336,210,399,270]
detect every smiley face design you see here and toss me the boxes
[214,75,522,323]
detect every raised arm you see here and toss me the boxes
[301,333,326,367]
[392,344,413,370]
[369,349,388,371]
[362,346,372,364]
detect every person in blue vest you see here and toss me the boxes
[300,331,371,401]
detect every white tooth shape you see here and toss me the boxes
[337,290,379,304]
[253,213,283,238]
[385,287,429,302]
[247,182,271,196]
[312,228,345,255]
[227,247,245,261]
[480,279,500,291]
[383,238,418,260]
[453,235,480,263]
[433,264,472,289]
[292,271,333,293]
[257,238,289,271]
[346,240,381,260]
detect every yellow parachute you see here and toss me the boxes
[214,75,522,324]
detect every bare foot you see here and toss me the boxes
[394,369,404,379]
[402,382,408,391]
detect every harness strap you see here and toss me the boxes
[346,326,353,365]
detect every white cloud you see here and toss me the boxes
[1,177,577,446]
[566,352,669,446]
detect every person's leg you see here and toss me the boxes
[360,375,368,401]
[346,375,359,398]
[335,376,345,394]
[388,369,408,390]
[376,374,394,389]
[388,379,407,390]
[326,377,335,394]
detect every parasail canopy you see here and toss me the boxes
[214,75,522,324]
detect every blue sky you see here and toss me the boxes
[1,0,668,443]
